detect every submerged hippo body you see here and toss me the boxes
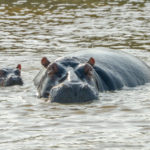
[0,64,23,86]
[34,48,150,103]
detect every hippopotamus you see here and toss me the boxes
[34,48,150,103]
[0,64,23,86]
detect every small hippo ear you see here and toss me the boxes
[17,64,21,70]
[87,57,95,66]
[41,57,50,68]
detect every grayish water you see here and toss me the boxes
[0,0,150,149]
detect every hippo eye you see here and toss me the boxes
[56,66,67,80]
[58,72,68,82]
[47,63,58,76]
[47,63,66,80]
[75,64,93,79]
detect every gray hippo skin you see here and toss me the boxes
[34,48,150,103]
[0,64,23,86]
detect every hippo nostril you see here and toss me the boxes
[6,76,23,86]
[50,82,98,103]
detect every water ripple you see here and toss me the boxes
[0,0,150,149]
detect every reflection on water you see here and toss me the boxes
[0,0,150,149]
[0,0,150,53]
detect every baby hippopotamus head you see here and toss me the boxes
[0,64,23,86]
[34,57,99,103]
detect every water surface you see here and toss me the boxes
[0,0,150,149]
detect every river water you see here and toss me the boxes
[0,0,150,149]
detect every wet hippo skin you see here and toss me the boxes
[34,48,150,103]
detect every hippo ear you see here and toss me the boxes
[87,57,95,66]
[17,64,21,70]
[41,57,50,68]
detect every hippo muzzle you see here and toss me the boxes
[5,75,23,86]
[50,82,98,103]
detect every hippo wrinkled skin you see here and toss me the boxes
[0,64,23,86]
[34,48,150,103]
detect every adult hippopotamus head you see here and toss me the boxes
[0,64,23,86]
[34,57,100,103]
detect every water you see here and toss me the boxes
[0,0,150,149]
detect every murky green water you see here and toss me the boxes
[0,0,150,149]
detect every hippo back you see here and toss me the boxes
[62,48,150,91]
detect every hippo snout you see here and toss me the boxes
[5,76,23,86]
[50,83,98,103]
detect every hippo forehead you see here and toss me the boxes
[0,68,20,78]
[56,56,86,68]
[1,68,18,73]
